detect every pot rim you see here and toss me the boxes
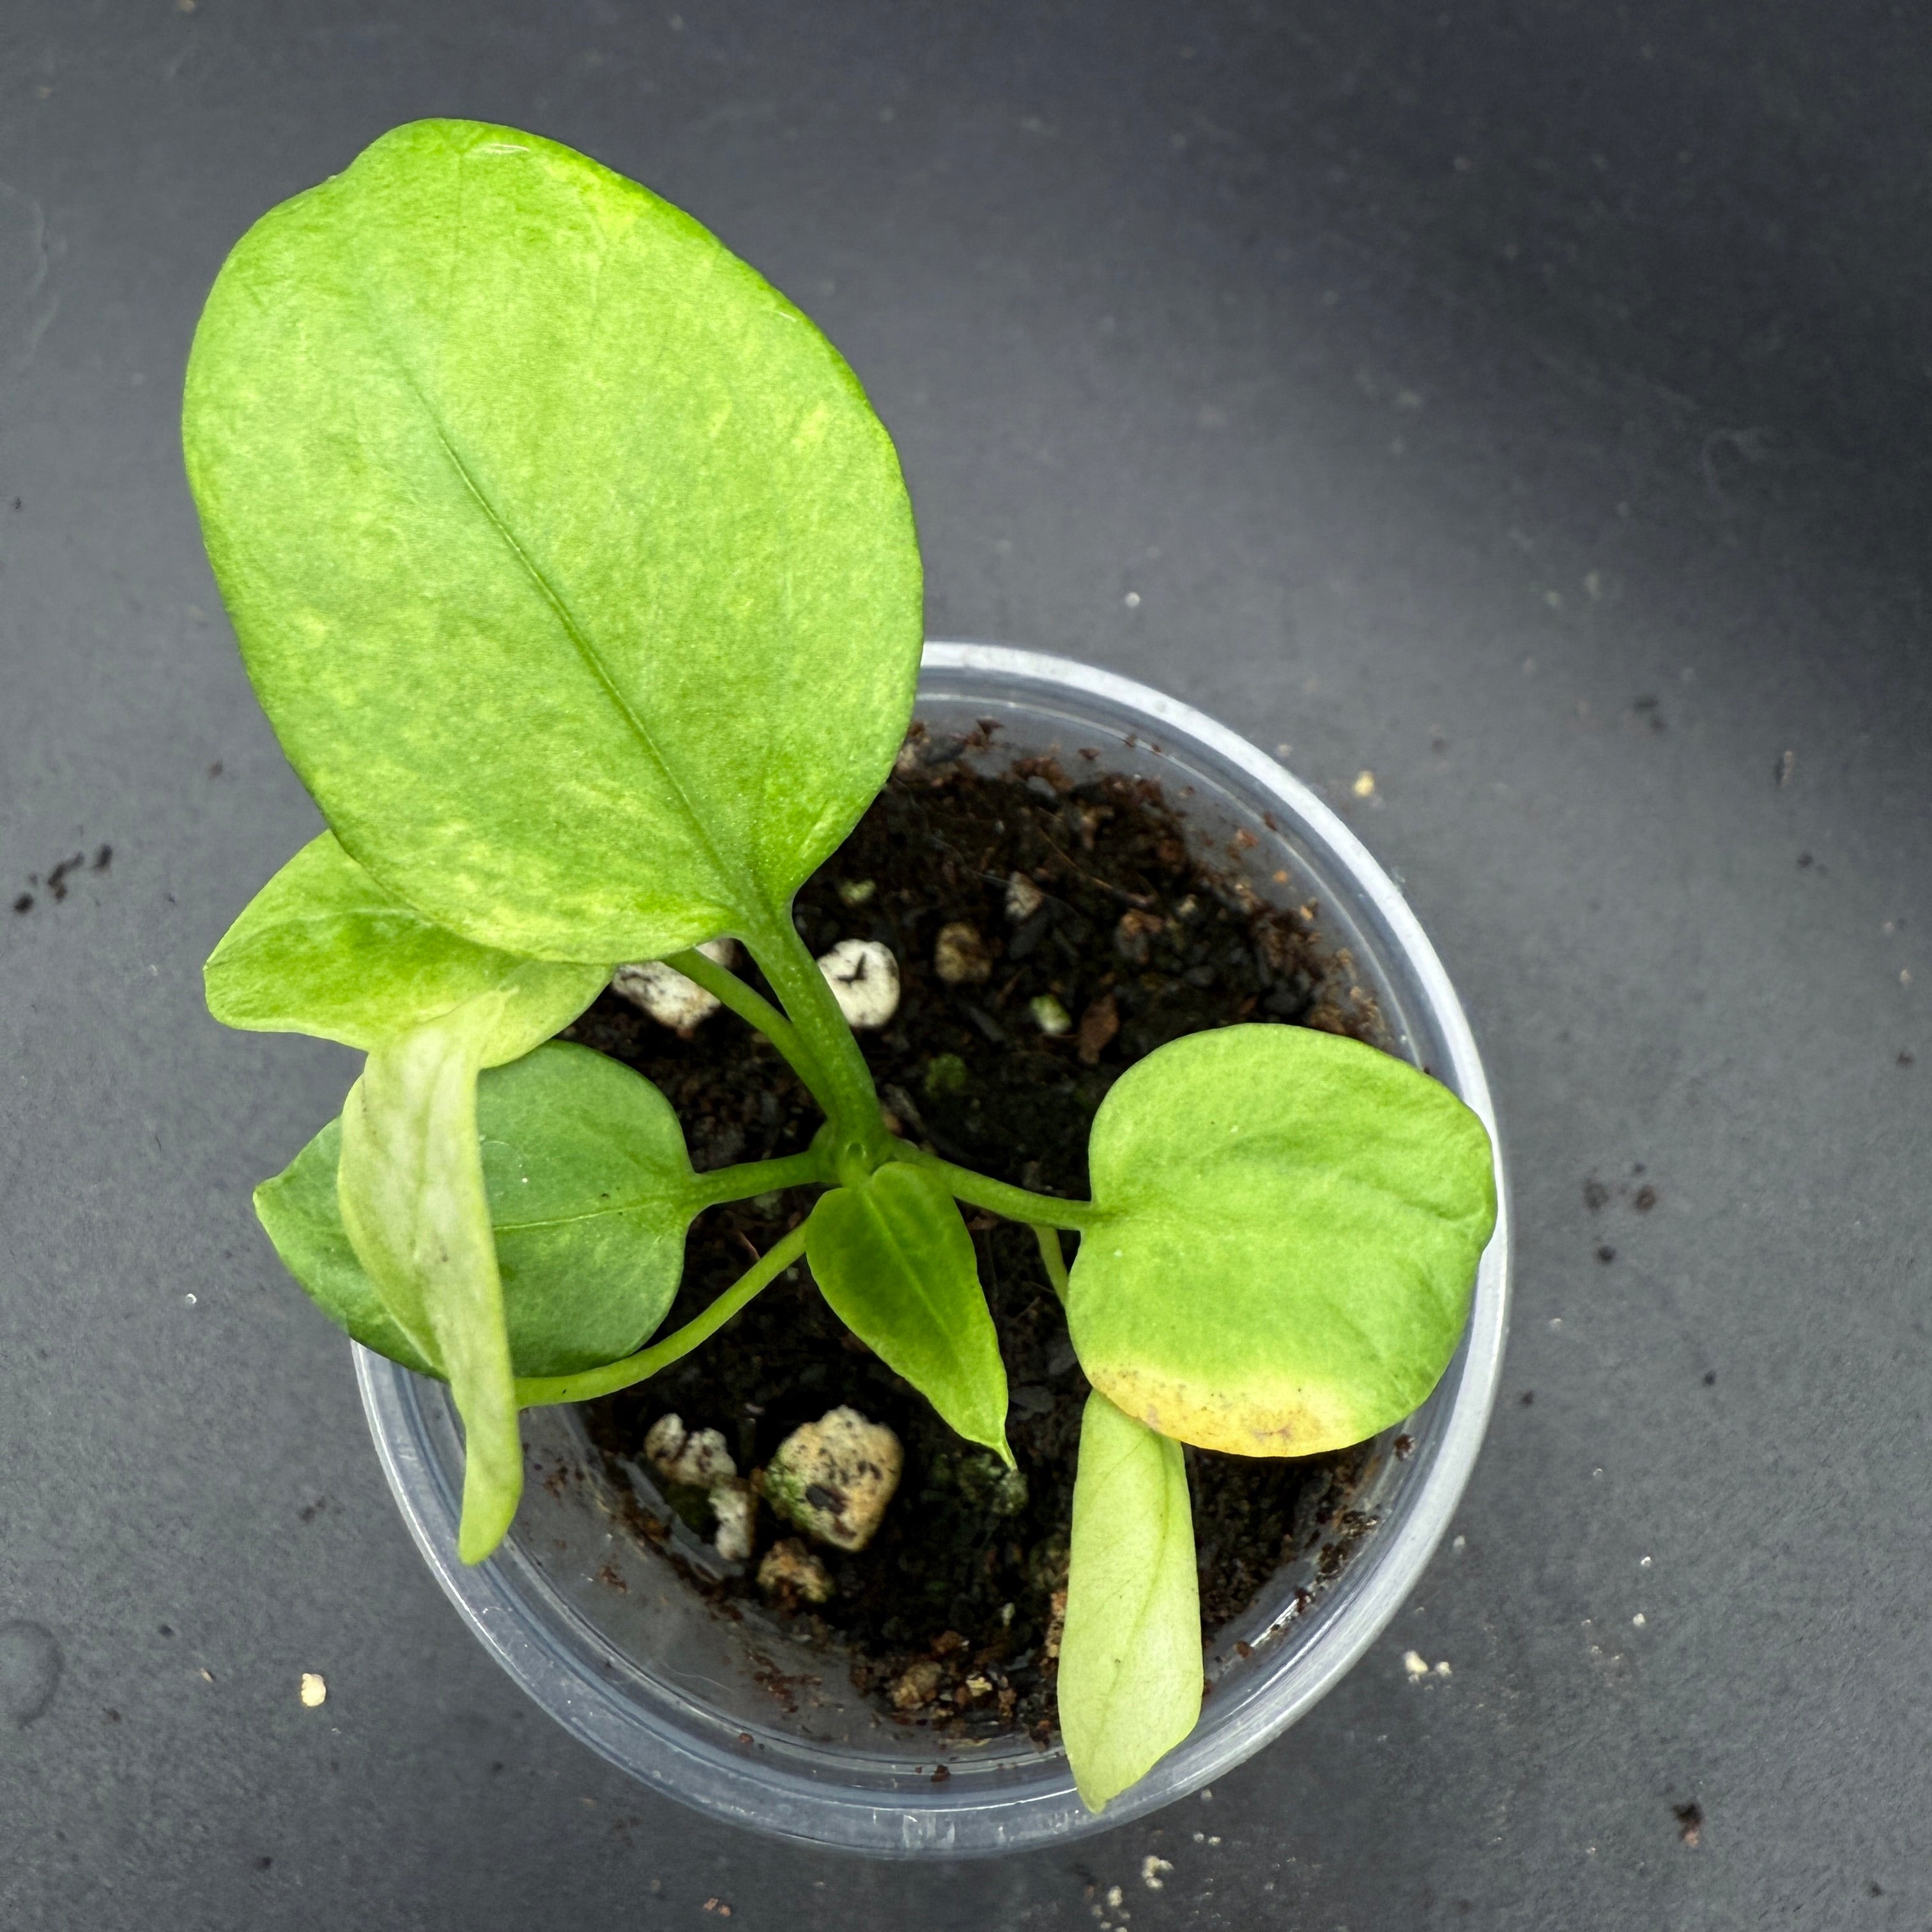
[355,641,1512,1855]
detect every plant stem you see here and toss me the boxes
[686,1148,829,1211]
[889,1142,1108,1231]
[666,946,833,1106]
[740,913,888,1165]
[1033,1223,1072,1305]
[514,1221,811,1408]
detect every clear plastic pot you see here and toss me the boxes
[355,643,1512,1857]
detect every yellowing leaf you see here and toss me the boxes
[337,995,521,1562]
[1058,1391,1201,1813]
[1069,1025,1496,1454]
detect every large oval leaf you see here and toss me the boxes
[256,1043,698,1379]
[205,833,607,1056]
[1058,1391,1201,1813]
[1068,1025,1496,1455]
[183,119,923,962]
[805,1162,1011,1459]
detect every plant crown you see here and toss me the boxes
[187,121,1497,1814]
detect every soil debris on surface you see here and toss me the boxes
[569,728,1386,1740]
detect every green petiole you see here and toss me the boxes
[664,944,832,1105]
[684,1147,831,1211]
[515,1220,811,1408]
[1033,1223,1072,1305]
[889,1142,1108,1232]
[742,914,893,1174]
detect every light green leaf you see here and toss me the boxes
[183,118,923,963]
[204,832,607,1058]
[338,994,522,1562]
[254,1115,438,1378]
[1068,1025,1498,1455]
[805,1162,1010,1459]
[256,1043,698,1378]
[1058,1391,1201,1813]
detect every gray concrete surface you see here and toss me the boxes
[3,2,1927,1924]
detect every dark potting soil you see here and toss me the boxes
[567,726,1384,1744]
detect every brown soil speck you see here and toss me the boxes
[1674,1800,1703,1848]
[1076,992,1119,1064]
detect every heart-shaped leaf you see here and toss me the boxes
[805,1162,1011,1459]
[257,1043,698,1379]
[1068,1025,1496,1455]
[205,832,607,1059]
[184,119,923,962]
[1057,1390,1201,1813]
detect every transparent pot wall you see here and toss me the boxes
[356,644,1511,1857]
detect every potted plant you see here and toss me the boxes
[187,119,1506,1848]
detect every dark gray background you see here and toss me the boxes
[3,2,1927,1925]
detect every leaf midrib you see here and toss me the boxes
[493,1191,686,1236]
[861,1179,983,1377]
[422,411,739,900]
[345,203,751,919]
[1085,1425,1190,1697]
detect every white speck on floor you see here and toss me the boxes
[300,1672,326,1708]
